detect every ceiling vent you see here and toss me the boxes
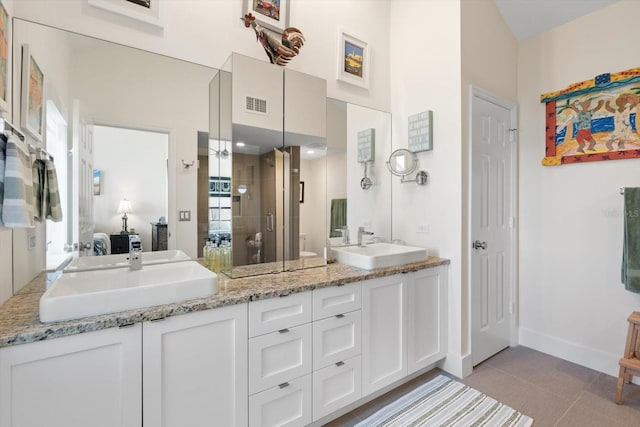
[245,96,267,115]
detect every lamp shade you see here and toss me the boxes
[118,199,132,214]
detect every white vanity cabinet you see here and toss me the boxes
[142,304,248,427]
[407,267,448,374]
[362,266,448,396]
[362,274,408,396]
[0,324,142,427]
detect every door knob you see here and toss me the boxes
[472,240,487,250]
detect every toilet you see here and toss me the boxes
[299,233,317,258]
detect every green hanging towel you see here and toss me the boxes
[330,199,347,237]
[622,187,640,293]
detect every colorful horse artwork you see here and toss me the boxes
[541,67,640,166]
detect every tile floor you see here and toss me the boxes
[324,346,640,426]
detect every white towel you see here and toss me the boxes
[44,157,62,222]
[2,134,35,228]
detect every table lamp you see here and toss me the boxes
[118,198,132,234]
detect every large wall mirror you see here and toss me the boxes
[326,99,392,246]
[205,53,328,278]
[11,19,218,291]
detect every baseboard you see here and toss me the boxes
[439,352,473,379]
[518,327,633,381]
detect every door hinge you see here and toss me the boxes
[509,302,515,315]
[509,216,515,228]
[508,128,518,143]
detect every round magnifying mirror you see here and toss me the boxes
[387,148,418,176]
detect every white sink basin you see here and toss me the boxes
[332,242,428,270]
[64,249,191,272]
[40,261,217,323]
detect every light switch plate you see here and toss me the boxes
[178,210,191,221]
[416,224,430,234]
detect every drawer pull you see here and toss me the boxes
[278,328,290,334]
[335,361,345,367]
[335,314,345,318]
[336,283,345,287]
[150,316,166,322]
[278,382,290,389]
[119,322,135,328]
[279,293,290,297]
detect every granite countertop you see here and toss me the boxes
[0,257,449,349]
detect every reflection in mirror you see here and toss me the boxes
[12,19,218,291]
[326,100,392,247]
[206,54,327,278]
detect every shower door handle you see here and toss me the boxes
[266,213,274,232]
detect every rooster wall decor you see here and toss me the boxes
[241,13,305,66]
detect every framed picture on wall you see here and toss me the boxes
[541,67,640,166]
[93,170,102,196]
[0,1,10,113]
[337,30,369,89]
[242,0,290,34]
[88,0,164,28]
[20,44,44,142]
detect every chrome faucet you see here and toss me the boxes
[129,240,142,270]
[358,227,374,247]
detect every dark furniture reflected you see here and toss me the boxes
[151,222,168,251]
[110,233,137,254]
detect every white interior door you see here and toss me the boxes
[71,99,94,257]
[471,89,515,366]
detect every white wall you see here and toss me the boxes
[389,0,464,376]
[518,1,640,377]
[93,126,168,252]
[13,0,391,111]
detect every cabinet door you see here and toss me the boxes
[312,356,362,421]
[0,325,141,427]
[249,323,312,394]
[361,275,407,396]
[249,292,312,337]
[408,267,448,374]
[143,304,248,427]
[249,374,312,427]
[313,310,361,370]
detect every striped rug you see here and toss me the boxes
[355,375,533,427]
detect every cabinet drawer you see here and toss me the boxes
[249,323,312,394]
[249,374,312,427]
[249,292,312,337]
[312,356,362,421]
[313,311,361,371]
[313,283,361,320]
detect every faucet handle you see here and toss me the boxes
[335,227,350,244]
